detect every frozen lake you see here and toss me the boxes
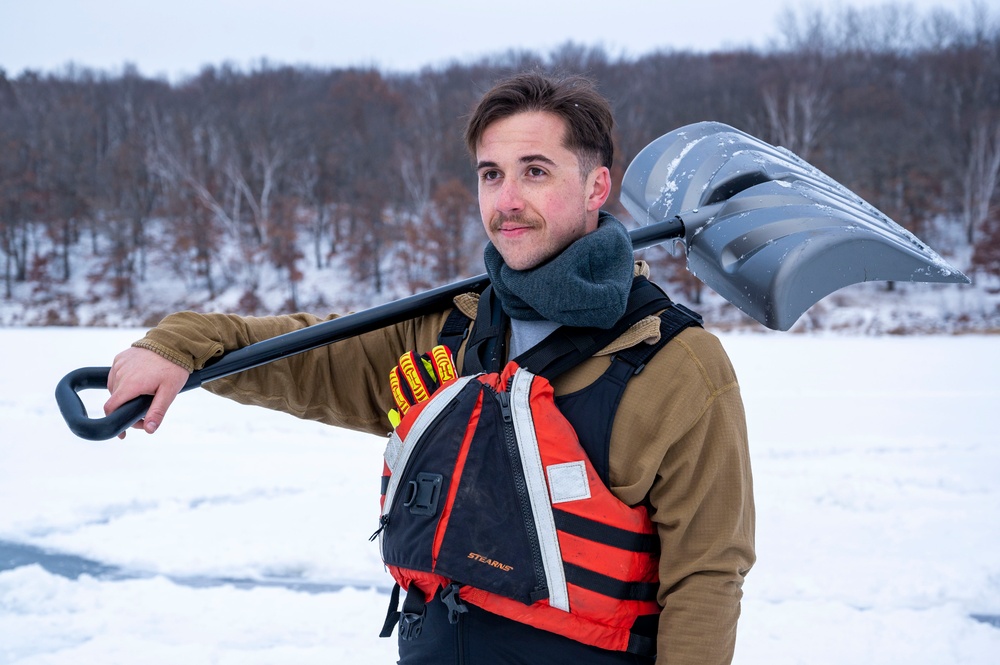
[1,328,998,664]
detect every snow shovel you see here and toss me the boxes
[621,121,969,330]
[56,121,969,441]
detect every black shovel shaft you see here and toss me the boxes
[54,273,490,441]
[55,217,685,441]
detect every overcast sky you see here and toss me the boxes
[0,0,964,81]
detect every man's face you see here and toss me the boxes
[475,111,610,271]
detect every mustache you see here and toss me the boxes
[489,213,541,233]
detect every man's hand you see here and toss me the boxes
[387,345,457,427]
[104,347,190,437]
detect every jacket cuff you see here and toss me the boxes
[131,339,197,373]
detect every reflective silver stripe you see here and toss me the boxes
[384,431,403,474]
[509,368,569,612]
[382,376,476,517]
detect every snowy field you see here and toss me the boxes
[1,327,998,664]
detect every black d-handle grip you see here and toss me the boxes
[55,367,153,441]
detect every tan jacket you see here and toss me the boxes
[134,267,755,665]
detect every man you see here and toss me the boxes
[104,72,755,664]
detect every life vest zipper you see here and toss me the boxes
[493,379,548,601]
[369,514,389,542]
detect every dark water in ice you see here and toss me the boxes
[2,539,996,628]
[0,539,392,594]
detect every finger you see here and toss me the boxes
[399,351,433,402]
[389,366,410,415]
[103,389,132,417]
[103,376,147,416]
[115,415,145,439]
[143,387,180,434]
[417,355,440,394]
[107,350,135,394]
[104,357,136,414]
[429,345,457,383]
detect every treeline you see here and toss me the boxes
[1,3,998,323]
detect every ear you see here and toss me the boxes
[586,166,612,212]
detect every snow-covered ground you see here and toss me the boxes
[1,327,998,664]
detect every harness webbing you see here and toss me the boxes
[563,562,659,602]
[460,285,507,375]
[552,509,659,554]
[612,301,703,373]
[440,275,679,380]
[514,277,674,380]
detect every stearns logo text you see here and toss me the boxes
[467,552,513,572]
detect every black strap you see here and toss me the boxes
[612,303,703,375]
[563,562,659,602]
[462,285,508,375]
[627,630,658,658]
[553,509,659,554]
[514,276,673,380]
[378,583,402,638]
[379,583,428,640]
[450,276,700,382]
[437,308,470,357]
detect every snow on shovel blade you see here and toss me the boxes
[621,122,970,331]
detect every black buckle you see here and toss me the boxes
[398,584,428,641]
[440,584,468,625]
[381,583,429,640]
[398,606,426,640]
[403,472,443,516]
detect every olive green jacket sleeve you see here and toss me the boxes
[133,308,454,435]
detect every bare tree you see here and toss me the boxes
[962,115,1000,246]
[5,3,1000,326]
[758,49,832,161]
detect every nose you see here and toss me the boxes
[495,178,524,214]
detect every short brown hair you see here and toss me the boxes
[464,72,614,174]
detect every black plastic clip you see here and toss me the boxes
[403,472,443,516]
[440,583,468,625]
[399,607,425,640]
[398,584,428,641]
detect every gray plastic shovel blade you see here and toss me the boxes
[621,122,970,330]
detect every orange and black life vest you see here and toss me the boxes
[375,277,702,657]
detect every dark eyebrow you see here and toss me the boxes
[476,155,557,172]
[520,154,557,167]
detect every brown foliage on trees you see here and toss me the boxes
[1,2,998,321]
